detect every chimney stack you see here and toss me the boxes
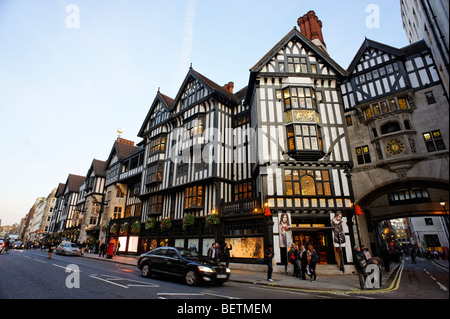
[117,137,135,146]
[223,82,234,93]
[297,11,326,52]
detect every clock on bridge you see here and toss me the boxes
[385,138,405,155]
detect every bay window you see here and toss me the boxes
[281,86,325,160]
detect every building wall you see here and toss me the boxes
[401,0,449,100]
[409,216,449,250]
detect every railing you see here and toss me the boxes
[119,165,143,181]
[222,198,260,215]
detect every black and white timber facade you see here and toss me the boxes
[245,27,355,265]
[43,10,448,268]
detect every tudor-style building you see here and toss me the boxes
[244,12,355,267]
[137,70,246,256]
[76,159,107,244]
[49,174,85,234]
[341,38,449,253]
[102,137,144,253]
[132,11,357,270]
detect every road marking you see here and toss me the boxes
[52,264,81,272]
[437,282,448,291]
[157,293,204,296]
[33,259,47,264]
[202,291,242,299]
[89,274,159,289]
[423,267,448,292]
[89,274,129,288]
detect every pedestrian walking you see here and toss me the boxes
[223,243,232,267]
[299,245,308,280]
[48,241,56,259]
[308,245,318,282]
[410,248,416,264]
[99,242,106,257]
[264,245,275,282]
[353,245,369,289]
[1,239,11,255]
[114,241,120,256]
[80,241,87,255]
[288,244,301,278]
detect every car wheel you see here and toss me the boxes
[185,270,198,286]
[141,264,152,278]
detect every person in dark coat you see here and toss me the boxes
[264,245,275,282]
[308,246,318,282]
[223,243,232,267]
[99,242,107,257]
[299,245,308,280]
[288,244,301,278]
[354,246,368,289]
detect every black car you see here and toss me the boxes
[137,247,230,286]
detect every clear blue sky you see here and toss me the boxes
[0,0,409,226]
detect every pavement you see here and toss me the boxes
[79,252,430,292]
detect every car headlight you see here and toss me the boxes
[226,268,231,273]
[198,266,214,273]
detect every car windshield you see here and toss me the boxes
[64,243,77,248]
[177,248,198,258]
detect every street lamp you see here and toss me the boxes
[343,164,362,249]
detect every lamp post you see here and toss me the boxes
[343,164,362,250]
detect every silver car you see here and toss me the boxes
[56,242,81,256]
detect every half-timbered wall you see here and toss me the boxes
[341,43,441,111]
[140,72,241,222]
[250,36,352,208]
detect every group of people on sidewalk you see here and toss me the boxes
[264,244,318,282]
[206,242,233,267]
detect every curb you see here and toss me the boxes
[81,254,400,293]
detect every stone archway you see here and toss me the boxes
[355,178,449,222]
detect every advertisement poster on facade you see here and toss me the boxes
[278,213,293,248]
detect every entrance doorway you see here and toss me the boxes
[292,229,333,264]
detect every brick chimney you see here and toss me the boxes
[223,82,234,93]
[117,137,135,146]
[297,11,326,52]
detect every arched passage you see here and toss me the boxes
[355,178,449,221]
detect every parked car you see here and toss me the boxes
[55,242,81,256]
[137,247,230,286]
[13,241,23,249]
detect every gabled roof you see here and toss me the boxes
[346,38,406,73]
[55,183,65,197]
[250,27,347,76]
[64,174,85,193]
[172,67,239,111]
[86,159,107,179]
[137,91,174,137]
[104,139,139,169]
[245,27,347,105]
